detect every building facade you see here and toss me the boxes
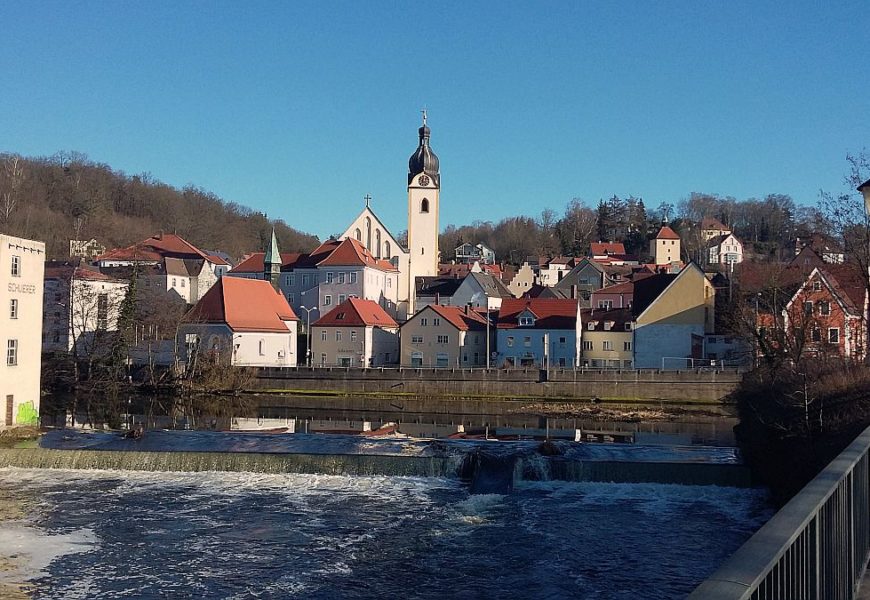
[310,298,399,367]
[399,304,490,367]
[1,234,45,427]
[496,298,581,368]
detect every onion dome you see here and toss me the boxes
[408,118,440,186]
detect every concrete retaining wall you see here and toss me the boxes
[253,367,742,403]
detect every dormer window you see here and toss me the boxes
[625,323,633,331]
[604,322,612,331]
[336,312,346,320]
[587,322,597,330]
[519,316,534,326]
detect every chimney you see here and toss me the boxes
[572,285,578,299]
[465,304,470,315]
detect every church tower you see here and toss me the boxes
[264,227,281,291]
[407,112,440,309]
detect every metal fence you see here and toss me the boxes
[689,425,870,600]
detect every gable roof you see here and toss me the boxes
[316,238,397,272]
[497,298,578,329]
[815,265,867,315]
[45,262,125,283]
[314,297,398,328]
[96,233,211,263]
[704,233,740,249]
[590,242,626,256]
[230,252,303,274]
[592,279,634,296]
[416,276,464,297]
[467,271,513,298]
[183,277,298,332]
[631,273,679,317]
[164,257,204,277]
[419,304,489,331]
[655,225,681,240]
[701,216,729,231]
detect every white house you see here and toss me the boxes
[177,277,299,368]
[310,297,399,367]
[455,242,496,265]
[1,233,45,427]
[706,233,743,266]
[42,262,128,356]
[452,272,514,311]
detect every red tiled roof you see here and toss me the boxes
[656,226,681,240]
[316,238,397,272]
[817,265,867,315]
[596,280,634,295]
[183,277,298,332]
[230,252,303,274]
[96,233,211,263]
[207,255,230,266]
[45,265,124,282]
[497,298,578,329]
[701,216,729,231]
[314,297,398,328]
[425,304,489,331]
[590,242,626,256]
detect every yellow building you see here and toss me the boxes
[579,308,634,368]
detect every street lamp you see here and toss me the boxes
[300,305,316,367]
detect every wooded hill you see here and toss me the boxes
[0,151,320,260]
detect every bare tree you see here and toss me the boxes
[1,155,25,223]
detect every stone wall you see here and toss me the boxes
[252,367,741,403]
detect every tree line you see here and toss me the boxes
[0,151,320,259]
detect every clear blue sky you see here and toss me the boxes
[2,1,868,241]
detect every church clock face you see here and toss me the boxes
[418,175,430,187]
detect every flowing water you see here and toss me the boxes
[0,467,771,599]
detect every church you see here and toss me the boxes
[227,115,442,323]
[337,113,442,320]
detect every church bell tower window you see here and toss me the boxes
[421,198,429,213]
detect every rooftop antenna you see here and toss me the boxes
[421,107,428,126]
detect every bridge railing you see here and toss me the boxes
[689,424,870,600]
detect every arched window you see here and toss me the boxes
[384,241,391,258]
[421,198,429,213]
[375,229,382,258]
[365,217,372,249]
[354,228,361,241]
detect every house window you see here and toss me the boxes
[624,341,632,351]
[335,312,346,321]
[811,327,822,342]
[411,351,423,367]
[351,331,357,342]
[624,323,633,331]
[421,318,428,326]
[433,318,441,326]
[303,274,309,286]
[519,316,534,326]
[339,295,346,304]
[436,352,448,367]
[803,301,813,315]
[336,331,342,341]
[603,340,613,351]
[339,273,346,284]
[6,339,17,366]
[559,336,566,346]
[97,294,108,330]
[829,328,840,344]
[258,339,265,356]
[9,299,18,319]
[386,277,391,288]
[411,335,423,344]
[320,353,327,365]
[350,272,357,284]
[327,272,334,283]
[437,335,449,344]
[181,279,186,288]
[324,295,332,306]
[582,341,593,351]
[288,293,295,304]
[813,281,822,292]
[507,336,514,347]
[321,330,327,341]
[172,278,177,287]
[523,336,531,347]
[10,256,20,277]
[819,301,830,316]
[597,300,613,310]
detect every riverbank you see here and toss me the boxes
[0,486,35,599]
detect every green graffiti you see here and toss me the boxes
[15,401,38,426]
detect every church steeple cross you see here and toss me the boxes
[364,193,372,208]
[421,108,427,126]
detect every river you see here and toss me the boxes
[0,467,770,599]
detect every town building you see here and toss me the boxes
[399,304,490,367]
[579,307,634,368]
[590,279,635,311]
[590,242,626,260]
[700,217,731,242]
[650,225,682,265]
[506,262,536,298]
[455,242,495,265]
[310,297,399,367]
[42,261,128,356]
[496,298,581,368]
[1,234,45,427]
[782,266,867,361]
[69,238,106,259]
[632,263,716,369]
[414,276,464,309]
[452,271,514,311]
[177,277,299,368]
[706,233,744,266]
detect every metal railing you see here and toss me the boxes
[689,424,870,600]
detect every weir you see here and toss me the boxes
[0,430,752,491]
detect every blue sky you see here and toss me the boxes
[1,1,868,240]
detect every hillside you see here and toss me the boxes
[0,151,320,260]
